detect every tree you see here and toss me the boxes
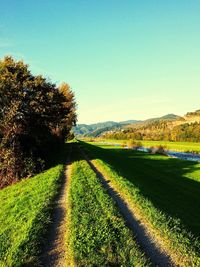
[0,56,76,188]
[58,82,77,141]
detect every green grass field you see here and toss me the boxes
[80,141,200,266]
[101,139,200,153]
[0,145,68,267]
[2,140,200,266]
[67,145,150,266]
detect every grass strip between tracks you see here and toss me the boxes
[67,145,150,266]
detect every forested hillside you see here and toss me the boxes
[74,111,200,142]
[73,120,140,136]
[103,111,200,142]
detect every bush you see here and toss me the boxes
[127,140,142,149]
[121,141,127,147]
[149,145,166,155]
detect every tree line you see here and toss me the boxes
[0,56,76,188]
[103,122,200,142]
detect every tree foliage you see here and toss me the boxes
[58,82,77,140]
[0,56,76,188]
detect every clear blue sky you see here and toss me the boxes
[0,0,200,124]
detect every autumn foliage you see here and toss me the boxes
[0,56,76,188]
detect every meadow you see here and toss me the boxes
[80,141,200,266]
[66,145,150,266]
[1,140,200,266]
[101,139,200,153]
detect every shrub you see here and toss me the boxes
[127,139,142,149]
[121,141,127,147]
[149,145,167,155]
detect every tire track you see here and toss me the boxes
[40,146,72,267]
[81,148,174,267]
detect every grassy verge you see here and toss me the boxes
[0,146,68,267]
[100,139,200,153]
[67,145,150,266]
[80,141,200,266]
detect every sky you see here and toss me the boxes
[0,0,200,124]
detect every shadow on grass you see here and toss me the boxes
[79,141,200,238]
[44,142,72,169]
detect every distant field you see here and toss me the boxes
[102,139,200,152]
[80,141,200,265]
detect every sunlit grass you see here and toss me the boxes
[102,139,200,153]
[81,141,200,266]
[0,161,65,266]
[67,145,150,266]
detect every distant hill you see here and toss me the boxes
[119,120,141,125]
[100,108,200,142]
[161,114,181,120]
[186,109,200,117]
[73,120,141,137]
[147,113,180,122]
[126,114,183,129]
[73,114,182,137]
[73,109,200,140]
[73,121,120,136]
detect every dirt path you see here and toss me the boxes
[81,149,174,267]
[40,147,72,267]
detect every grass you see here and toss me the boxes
[0,145,68,267]
[67,145,150,266]
[80,141,200,266]
[101,139,200,153]
[139,140,200,153]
